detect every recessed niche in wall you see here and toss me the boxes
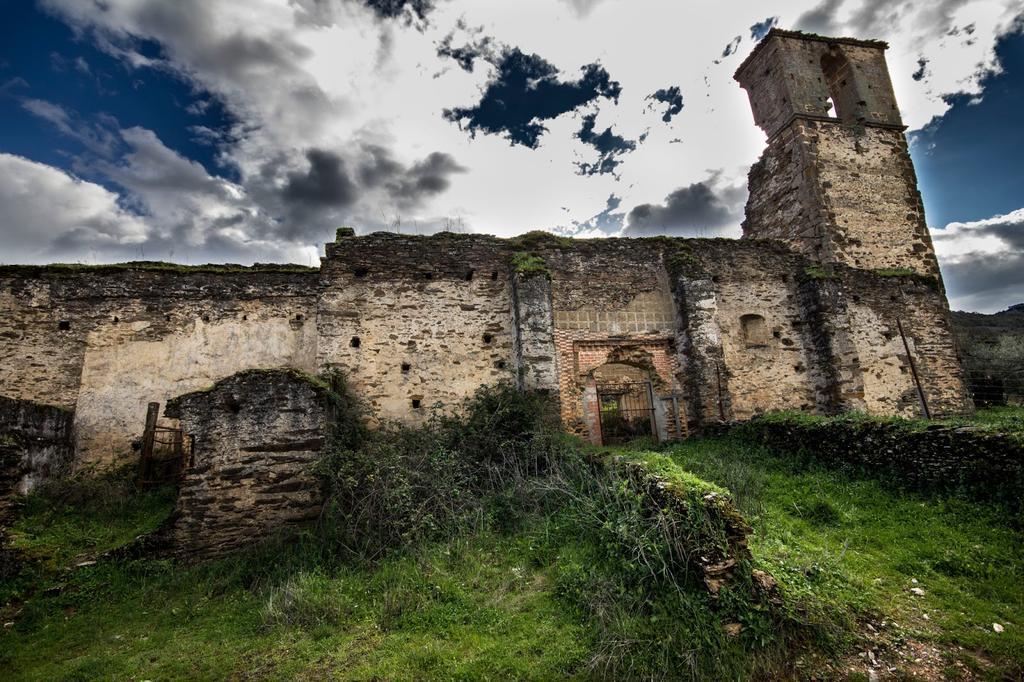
[350,336,361,348]
[401,362,411,373]
[411,398,422,409]
[112,316,120,324]
[495,360,507,369]
[490,271,498,281]
[353,267,369,278]
[482,333,493,344]
[464,269,474,281]
[740,314,769,348]
[58,320,71,331]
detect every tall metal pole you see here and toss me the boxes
[896,318,931,419]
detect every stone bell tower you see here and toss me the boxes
[735,29,941,280]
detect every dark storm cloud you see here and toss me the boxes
[933,212,1024,311]
[645,86,683,123]
[944,252,1024,299]
[436,31,495,72]
[623,179,743,237]
[361,0,435,21]
[721,35,742,59]
[357,144,407,187]
[442,48,621,148]
[385,151,467,206]
[750,16,779,41]
[795,0,843,35]
[912,57,930,81]
[283,149,359,207]
[275,145,466,231]
[976,218,1024,250]
[574,112,636,176]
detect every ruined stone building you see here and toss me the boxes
[0,30,972,482]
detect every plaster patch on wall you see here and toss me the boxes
[75,311,316,465]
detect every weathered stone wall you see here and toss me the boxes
[742,121,939,279]
[540,239,681,438]
[834,270,971,417]
[736,31,940,280]
[0,232,972,465]
[317,233,516,424]
[0,266,318,467]
[0,396,74,521]
[740,414,1024,514]
[163,369,329,560]
[688,241,822,422]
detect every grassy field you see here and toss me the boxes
[660,434,1024,679]
[2,408,1022,680]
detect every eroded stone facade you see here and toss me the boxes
[0,30,972,468]
[162,369,329,560]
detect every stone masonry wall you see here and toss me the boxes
[539,239,682,437]
[317,233,516,424]
[0,396,74,522]
[163,369,329,560]
[741,415,1024,514]
[0,232,972,467]
[0,266,318,467]
[692,241,821,422]
[742,121,939,279]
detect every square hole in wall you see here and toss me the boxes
[58,320,71,331]
[411,398,422,409]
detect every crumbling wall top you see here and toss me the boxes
[734,28,902,138]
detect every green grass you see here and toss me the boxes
[4,418,1022,679]
[6,470,177,572]
[2,514,590,680]
[510,251,550,277]
[663,434,1024,677]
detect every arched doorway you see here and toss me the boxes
[593,362,657,445]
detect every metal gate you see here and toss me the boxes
[597,381,656,445]
[136,401,192,488]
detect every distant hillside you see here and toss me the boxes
[952,304,1024,405]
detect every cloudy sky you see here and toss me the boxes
[0,0,1022,312]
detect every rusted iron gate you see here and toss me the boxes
[137,401,191,488]
[597,381,657,445]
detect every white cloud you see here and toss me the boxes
[0,153,147,263]
[933,208,1024,312]
[14,0,1020,290]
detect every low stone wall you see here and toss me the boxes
[162,369,333,560]
[609,453,772,598]
[0,396,74,522]
[740,415,1024,512]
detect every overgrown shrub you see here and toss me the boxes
[315,382,563,561]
